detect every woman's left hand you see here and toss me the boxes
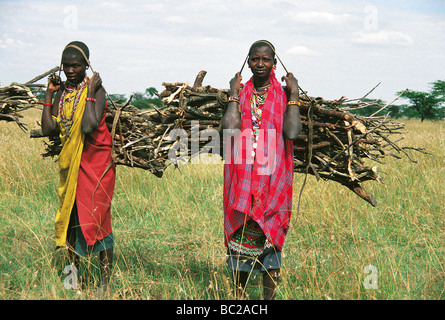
[281,72,299,95]
[88,72,102,93]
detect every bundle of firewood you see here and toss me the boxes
[293,95,407,206]
[0,83,40,131]
[1,67,59,131]
[28,70,426,206]
[104,71,228,177]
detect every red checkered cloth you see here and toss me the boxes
[224,70,294,251]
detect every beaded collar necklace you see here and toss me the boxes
[252,84,270,106]
[250,84,271,158]
[251,84,270,122]
[59,76,88,138]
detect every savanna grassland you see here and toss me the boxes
[0,108,443,300]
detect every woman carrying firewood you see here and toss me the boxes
[221,40,302,299]
[41,41,115,298]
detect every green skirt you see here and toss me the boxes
[70,205,114,256]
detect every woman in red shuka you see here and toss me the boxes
[221,40,302,300]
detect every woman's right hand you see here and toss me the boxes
[46,76,61,96]
[229,72,242,96]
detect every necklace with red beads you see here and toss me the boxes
[59,77,88,138]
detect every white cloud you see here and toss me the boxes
[99,1,122,9]
[287,11,352,24]
[285,45,321,56]
[140,3,165,12]
[0,36,32,49]
[352,30,414,46]
[165,15,189,24]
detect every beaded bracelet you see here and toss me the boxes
[228,96,239,103]
[51,115,58,123]
[287,100,300,106]
[43,102,53,107]
[86,97,96,102]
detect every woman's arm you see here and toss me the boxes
[282,72,303,140]
[221,72,242,131]
[41,78,61,136]
[81,72,106,134]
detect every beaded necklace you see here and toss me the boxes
[251,85,269,125]
[250,84,270,158]
[59,77,88,139]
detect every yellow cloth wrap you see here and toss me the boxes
[54,83,88,247]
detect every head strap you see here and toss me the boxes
[239,41,288,75]
[59,44,94,78]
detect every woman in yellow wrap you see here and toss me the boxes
[42,41,116,297]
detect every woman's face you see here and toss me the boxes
[62,53,86,85]
[248,45,276,82]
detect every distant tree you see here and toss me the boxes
[108,93,127,104]
[31,87,46,102]
[131,87,162,109]
[387,104,403,119]
[348,98,389,117]
[398,80,445,121]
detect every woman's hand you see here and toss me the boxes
[46,75,61,96]
[229,72,242,96]
[82,72,106,135]
[222,72,243,130]
[281,72,299,99]
[282,72,303,140]
[88,72,102,94]
[42,76,61,136]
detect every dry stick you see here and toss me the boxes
[375,130,418,163]
[294,99,316,225]
[296,94,406,206]
[319,114,390,172]
[193,70,207,88]
[154,123,173,158]
[139,102,163,115]
[91,109,120,201]
[346,127,357,181]
[252,44,317,221]
[239,54,249,74]
[0,113,28,132]
[164,82,189,105]
[369,89,407,117]
[345,82,381,104]
[266,50,318,221]
[262,52,321,213]
[91,97,132,200]
[122,136,146,150]
[24,66,60,85]
[325,127,345,148]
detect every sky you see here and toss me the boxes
[0,0,444,104]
